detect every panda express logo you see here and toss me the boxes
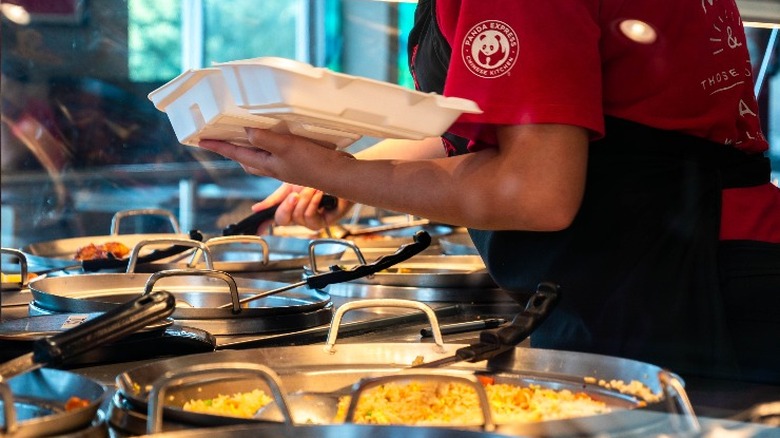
[462,20,518,78]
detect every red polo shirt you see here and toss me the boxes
[431,0,780,242]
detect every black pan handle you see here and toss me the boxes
[305,230,431,290]
[413,282,560,368]
[222,194,338,236]
[31,290,176,366]
[479,282,560,346]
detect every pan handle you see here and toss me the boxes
[304,230,432,290]
[146,362,293,433]
[111,209,182,235]
[341,371,495,431]
[0,248,30,289]
[307,239,367,274]
[197,235,270,266]
[144,269,242,314]
[659,370,701,433]
[412,282,560,368]
[0,382,18,435]
[479,281,560,346]
[126,239,214,273]
[31,290,176,368]
[324,298,447,354]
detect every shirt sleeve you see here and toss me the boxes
[436,0,604,142]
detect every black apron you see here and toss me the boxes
[409,0,780,384]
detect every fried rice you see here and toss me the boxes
[335,381,611,425]
[181,380,612,424]
[182,389,272,418]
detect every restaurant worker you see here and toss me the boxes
[200,0,780,384]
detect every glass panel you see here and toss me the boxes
[1,0,778,251]
[128,0,181,82]
[202,0,303,65]
[396,1,415,89]
[745,27,780,182]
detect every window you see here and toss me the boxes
[128,0,415,86]
[1,0,778,248]
[1,0,419,246]
[128,1,181,82]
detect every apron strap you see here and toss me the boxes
[408,0,470,156]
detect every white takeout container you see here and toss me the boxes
[148,57,482,149]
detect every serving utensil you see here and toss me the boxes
[413,282,559,368]
[322,218,430,239]
[217,230,432,308]
[0,290,176,382]
[222,195,337,236]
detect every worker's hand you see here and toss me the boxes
[199,128,356,233]
[200,128,353,187]
[252,183,354,233]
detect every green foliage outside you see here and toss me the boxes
[202,0,298,65]
[128,0,181,82]
[128,0,414,88]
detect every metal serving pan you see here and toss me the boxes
[112,299,693,437]
[2,368,106,437]
[20,209,193,272]
[342,224,453,249]
[27,269,332,336]
[28,232,434,336]
[1,291,176,437]
[439,232,479,256]
[113,346,683,436]
[136,235,347,273]
[133,422,509,438]
[317,254,496,289]
[272,220,453,249]
[20,208,345,274]
[307,239,495,290]
[323,282,512,303]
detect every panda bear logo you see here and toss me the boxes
[475,31,508,68]
[462,20,518,78]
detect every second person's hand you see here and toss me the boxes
[253,183,354,233]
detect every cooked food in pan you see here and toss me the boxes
[334,380,610,425]
[0,271,38,283]
[585,377,662,405]
[65,396,91,411]
[181,379,612,425]
[73,241,131,261]
[183,389,272,418]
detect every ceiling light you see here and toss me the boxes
[1,3,31,25]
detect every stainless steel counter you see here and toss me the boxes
[61,296,780,437]
[2,270,779,436]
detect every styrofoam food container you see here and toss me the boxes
[216,57,482,141]
[149,57,482,149]
[148,67,361,149]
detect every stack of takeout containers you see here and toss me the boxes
[148,57,482,149]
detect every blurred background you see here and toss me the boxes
[1,0,778,249]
